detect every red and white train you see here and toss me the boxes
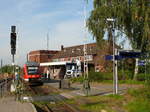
[23,61,42,85]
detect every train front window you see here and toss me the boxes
[27,66,38,75]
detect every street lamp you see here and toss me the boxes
[106,18,118,94]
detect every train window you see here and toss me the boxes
[27,66,38,75]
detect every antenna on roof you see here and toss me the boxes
[47,32,49,50]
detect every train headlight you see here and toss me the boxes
[24,79,29,82]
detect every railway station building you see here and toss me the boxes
[28,50,59,63]
[28,42,112,78]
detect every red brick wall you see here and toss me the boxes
[28,50,59,63]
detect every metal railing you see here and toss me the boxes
[0,78,12,97]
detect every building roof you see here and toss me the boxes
[40,61,71,66]
[52,43,97,59]
[29,50,59,55]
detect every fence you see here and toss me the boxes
[0,78,12,97]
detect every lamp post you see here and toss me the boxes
[106,18,118,94]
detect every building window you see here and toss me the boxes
[48,55,51,58]
[80,57,82,61]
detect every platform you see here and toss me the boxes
[0,97,36,112]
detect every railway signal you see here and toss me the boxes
[10,26,17,55]
[10,25,17,76]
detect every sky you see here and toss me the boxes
[0,0,95,66]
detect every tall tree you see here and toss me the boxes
[88,0,150,51]
[87,0,150,78]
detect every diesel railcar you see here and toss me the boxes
[23,61,42,85]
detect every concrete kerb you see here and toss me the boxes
[30,103,37,112]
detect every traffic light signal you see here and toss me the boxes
[10,32,16,55]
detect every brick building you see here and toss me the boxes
[28,42,115,75]
[52,43,97,62]
[28,50,59,63]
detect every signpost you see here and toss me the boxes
[105,50,142,94]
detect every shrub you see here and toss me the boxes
[70,76,84,83]
[118,70,133,80]
[88,70,113,82]
[136,73,150,81]
[88,71,103,82]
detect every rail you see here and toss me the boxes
[29,85,81,112]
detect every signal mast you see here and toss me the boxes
[83,0,90,96]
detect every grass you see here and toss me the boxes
[78,95,125,112]
[67,85,150,112]
[32,85,150,112]
[80,103,106,112]
[119,80,145,84]
[126,99,150,112]
[70,76,145,85]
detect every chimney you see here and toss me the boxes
[61,45,64,51]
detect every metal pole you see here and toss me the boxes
[112,21,118,94]
[12,55,15,74]
[115,49,118,94]
[0,84,2,97]
[112,22,115,94]
[12,54,15,84]
[47,32,49,50]
[83,0,90,96]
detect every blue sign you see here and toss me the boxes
[105,51,142,61]
[105,55,113,60]
[105,55,123,60]
[138,60,145,66]
[119,51,141,58]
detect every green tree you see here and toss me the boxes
[87,0,150,79]
[88,0,150,50]
[0,65,13,74]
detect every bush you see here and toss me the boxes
[118,70,133,80]
[88,70,112,82]
[88,71,103,82]
[136,73,150,81]
[70,76,84,83]
[71,70,150,83]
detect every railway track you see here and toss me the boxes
[35,103,80,112]
[23,83,82,112]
